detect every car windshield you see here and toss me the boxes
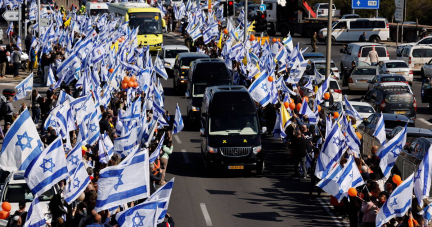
[385,93,413,103]
[3,183,53,203]
[380,76,406,82]
[352,105,375,113]
[361,47,387,57]
[209,115,258,135]
[385,62,409,68]
[129,12,162,35]
[165,49,188,58]
[315,63,336,68]
[181,57,205,67]
[90,9,108,16]
[353,68,376,75]
[329,81,339,90]
[319,4,329,8]
[385,120,412,129]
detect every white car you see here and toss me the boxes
[329,78,343,102]
[347,101,375,119]
[161,45,189,74]
[0,171,56,223]
[396,36,432,55]
[377,60,413,85]
[340,43,390,71]
[348,66,377,92]
[397,45,432,72]
[306,58,340,81]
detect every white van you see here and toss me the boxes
[340,43,390,70]
[86,2,109,17]
[397,45,432,72]
[318,18,389,43]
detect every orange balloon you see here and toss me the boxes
[128,80,135,87]
[272,38,276,43]
[348,188,357,197]
[131,75,137,82]
[277,38,281,42]
[122,83,128,89]
[284,102,289,109]
[324,93,330,100]
[134,82,138,88]
[250,34,255,41]
[290,98,294,103]
[223,29,228,35]
[0,211,9,220]
[117,38,122,42]
[317,105,321,112]
[109,68,114,73]
[289,102,295,110]
[123,76,130,83]
[296,103,302,111]
[303,96,309,103]
[333,112,339,119]
[356,132,362,140]
[392,175,402,185]
[121,36,125,40]
[268,76,274,82]
[1,202,11,212]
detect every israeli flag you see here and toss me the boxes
[414,145,432,207]
[372,114,386,146]
[92,44,106,65]
[6,22,13,36]
[66,141,83,176]
[376,173,414,227]
[23,198,46,227]
[345,122,361,156]
[315,123,345,179]
[173,104,184,134]
[56,53,81,85]
[65,161,91,204]
[0,109,44,172]
[149,133,165,164]
[113,127,139,158]
[376,125,407,178]
[148,178,175,223]
[46,67,56,87]
[423,204,432,225]
[344,95,363,123]
[14,73,33,101]
[154,55,168,80]
[99,134,114,164]
[282,32,293,51]
[87,105,101,146]
[116,200,165,227]
[248,70,271,107]
[95,148,150,212]
[315,78,329,105]
[24,137,68,197]
[299,98,317,124]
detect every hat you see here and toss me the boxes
[5,122,11,126]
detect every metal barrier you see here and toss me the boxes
[358,129,382,157]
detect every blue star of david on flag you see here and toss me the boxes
[89,123,98,132]
[390,144,403,158]
[16,131,33,150]
[114,174,124,191]
[414,168,422,181]
[261,83,268,93]
[71,155,79,166]
[40,158,56,173]
[332,136,344,146]
[390,198,398,206]
[73,177,81,188]
[132,212,146,227]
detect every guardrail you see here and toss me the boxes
[358,129,382,158]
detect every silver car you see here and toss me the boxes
[161,45,189,74]
[421,59,432,79]
[377,60,413,85]
[348,66,377,92]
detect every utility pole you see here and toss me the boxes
[325,0,332,78]
[18,4,22,39]
[244,0,248,43]
[38,0,41,38]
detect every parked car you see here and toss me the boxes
[361,86,417,119]
[161,45,189,75]
[421,59,432,79]
[377,60,413,85]
[319,18,389,43]
[358,113,415,136]
[387,126,432,145]
[346,101,375,120]
[396,35,432,55]
[347,66,377,92]
[397,45,432,73]
[340,43,390,71]
[303,52,325,60]
[367,74,408,91]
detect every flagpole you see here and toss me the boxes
[38,0,41,38]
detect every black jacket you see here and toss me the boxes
[157,217,175,227]
[0,50,8,63]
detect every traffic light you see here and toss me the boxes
[221,1,227,18]
[255,11,267,32]
[227,0,234,16]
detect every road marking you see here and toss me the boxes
[418,118,432,126]
[200,203,213,226]
[174,135,182,144]
[181,149,191,164]
[316,198,345,227]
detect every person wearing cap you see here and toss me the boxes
[6,201,26,227]
[4,95,14,125]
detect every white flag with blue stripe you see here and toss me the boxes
[299,98,317,124]
[315,78,329,105]
[23,198,46,227]
[282,32,293,51]
[423,204,432,225]
[87,105,101,146]
[46,67,56,87]
[373,113,386,146]
[116,199,164,227]
[148,178,175,223]
[154,55,168,80]
[315,123,345,179]
[345,122,361,156]
[414,145,432,207]
[344,95,363,123]
[113,127,139,158]
[24,137,68,197]
[14,73,33,101]
[248,70,271,107]
[0,109,44,172]
[99,134,114,164]
[65,161,91,204]
[376,173,414,227]
[377,125,407,178]
[173,104,184,134]
[149,133,165,164]
[95,148,150,212]
[56,53,81,85]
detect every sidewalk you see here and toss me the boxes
[0,67,42,86]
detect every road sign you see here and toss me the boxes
[2,11,18,21]
[394,8,403,22]
[259,4,266,12]
[351,0,380,9]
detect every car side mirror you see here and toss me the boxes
[185,91,190,99]
[200,128,205,137]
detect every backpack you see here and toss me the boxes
[0,101,9,118]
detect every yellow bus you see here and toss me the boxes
[108,2,165,51]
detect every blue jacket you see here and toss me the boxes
[30,49,36,61]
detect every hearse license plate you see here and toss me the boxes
[228,166,244,170]
[394,111,406,114]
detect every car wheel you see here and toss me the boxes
[325,36,336,45]
[370,36,380,43]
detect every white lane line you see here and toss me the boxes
[418,118,432,126]
[181,149,191,164]
[316,198,345,227]
[200,203,213,226]
[174,135,182,144]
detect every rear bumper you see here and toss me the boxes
[204,152,264,170]
[348,83,369,91]
[383,109,416,119]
